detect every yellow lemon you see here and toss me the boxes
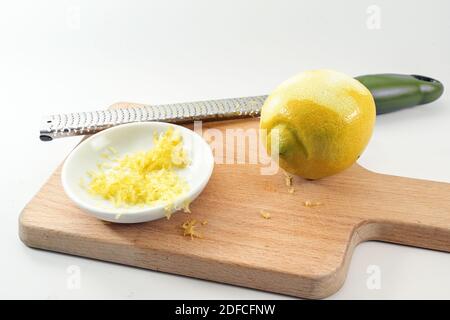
[260,69,376,179]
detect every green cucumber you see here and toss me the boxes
[355,73,444,114]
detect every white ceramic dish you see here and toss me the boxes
[61,122,214,223]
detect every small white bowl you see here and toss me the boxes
[61,122,214,223]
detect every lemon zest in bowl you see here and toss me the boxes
[87,128,190,213]
[107,146,118,154]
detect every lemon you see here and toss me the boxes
[260,69,376,179]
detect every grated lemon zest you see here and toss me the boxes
[87,128,190,211]
[182,219,202,239]
[284,172,295,193]
[260,210,271,219]
[107,146,118,154]
[303,200,322,208]
[181,199,191,213]
[284,172,293,187]
[164,202,175,219]
[100,152,111,159]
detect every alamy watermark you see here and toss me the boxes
[366,264,381,290]
[66,265,81,290]
[193,121,280,176]
[66,5,81,30]
[366,5,381,30]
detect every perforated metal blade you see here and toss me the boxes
[40,95,267,141]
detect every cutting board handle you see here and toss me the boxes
[354,166,450,252]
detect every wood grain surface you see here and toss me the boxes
[19,102,450,299]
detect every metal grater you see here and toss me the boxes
[40,95,267,141]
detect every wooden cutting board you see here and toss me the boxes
[20,102,450,299]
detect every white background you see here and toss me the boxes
[0,0,449,299]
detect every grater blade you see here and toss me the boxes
[40,95,267,141]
